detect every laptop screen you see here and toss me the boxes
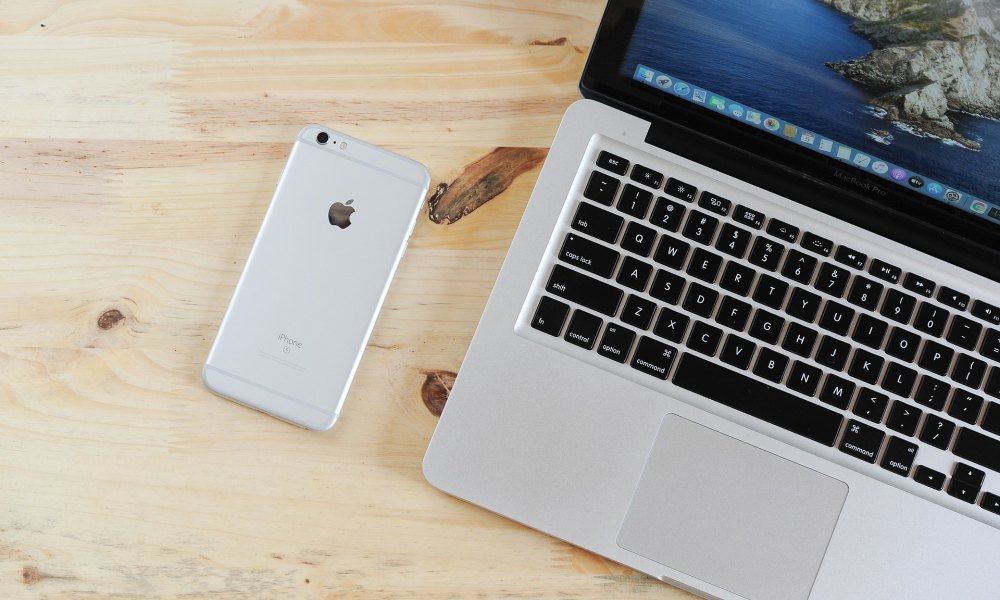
[581,0,1000,279]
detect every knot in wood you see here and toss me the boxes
[97,309,125,330]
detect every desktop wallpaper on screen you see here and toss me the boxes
[622,0,1000,222]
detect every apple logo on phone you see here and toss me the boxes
[328,199,355,229]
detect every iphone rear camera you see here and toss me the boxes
[316,131,330,145]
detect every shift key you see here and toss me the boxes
[953,427,1000,474]
[546,264,623,317]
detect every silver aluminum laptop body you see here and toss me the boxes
[424,99,1000,599]
[424,2,1000,595]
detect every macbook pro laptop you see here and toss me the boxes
[423,1,1000,598]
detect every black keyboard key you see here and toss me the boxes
[786,287,821,323]
[902,273,936,298]
[913,376,950,411]
[972,300,1000,326]
[733,205,764,229]
[564,309,602,350]
[683,283,719,319]
[982,402,1000,436]
[782,322,818,359]
[617,184,653,219]
[719,261,756,297]
[649,269,685,305]
[820,374,855,409]
[649,196,686,233]
[938,286,970,311]
[953,427,1000,474]
[531,296,569,336]
[846,276,883,311]
[834,246,867,270]
[869,259,901,284]
[753,347,790,383]
[881,289,917,325]
[853,388,889,423]
[682,210,719,245]
[886,401,922,437]
[849,348,885,385]
[597,323,636,363]
[880,436,917,478]
[664,177,695,201]
[688,321,723,356]
[787,361,822,397]
[559,233,620,278]
[882,362,918,398]
[980,329,1000,362]
[596,150,628,175]
[952,353,987,389]
[884,327,920,363]
[653,307,690,344]
[947,315,983,350]
[919,415,956,450]
[981,492,1000,516]
[914,465,946,490]
[818,301,855,337]
[814,262,850,298]
[782,250,818,284]
[839,419,884,463]
[815,335,851,372]
[652,234,690,270]
[686,247,723,283]
[584,170,620,205]
[621,221,657,257]
[954,463,986,487]
[987,367,1000,400]
[698,192,732,216]
[546,265,623,317]
[572,202,625,244]
[631,164,663,189]
[918,340,954,376]
[715,223,752,258]
[748,309,784,345]
[948,390,984,425]
[747,237,784,272]
[674,353,843,446]
[852,314,888,350]
[753,274,789,310]
[716,296,753,332]
[630,336,677,379]
[620,294,656,330]
[912,302,949,338]
[801,231,833,257]
[616,256,653,291]
[947,479,980,504]
[766,219,799,243]
[719,334,756,370]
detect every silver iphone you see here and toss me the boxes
[203,125,430,430]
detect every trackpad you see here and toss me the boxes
[617,415,848,600]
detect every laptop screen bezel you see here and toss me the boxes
[580,0,1000,282]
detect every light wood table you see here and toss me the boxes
[1,2,695,598]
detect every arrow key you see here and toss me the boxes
[947,478,980,504]
[981,492,1000,516]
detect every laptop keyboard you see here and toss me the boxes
[524,144,1000,521]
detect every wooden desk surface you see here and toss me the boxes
[0,2,695,598]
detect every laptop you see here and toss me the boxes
[423,1,1000,598]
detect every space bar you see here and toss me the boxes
[672,354,843,446]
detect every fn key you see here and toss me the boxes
[531,296,569,336]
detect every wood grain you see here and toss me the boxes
[0,2,696,598]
